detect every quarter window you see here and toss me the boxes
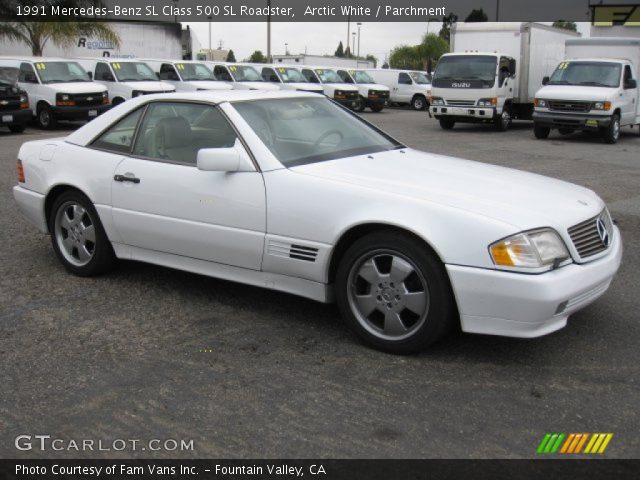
[214,65,233,81]
[92,108,144,153]
[95,62,113,81]
[398,72,412,84]
[159,64,179,81]
[132,102,237,165]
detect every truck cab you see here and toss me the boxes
[335,69,390,112]
[430,52,517,131]
[144,60,232,92]
[0,59,32,133]
[79,59,175,106]
[208,63,280,91]
[8,57,110,129]
[533,38,640,144]
[298,67,359,109]
[259,65,324,94]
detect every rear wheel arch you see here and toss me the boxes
[44,185,93,233]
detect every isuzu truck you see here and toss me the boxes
[429,22,578,131]
[533,38,640,144]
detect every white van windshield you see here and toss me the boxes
[314,69,342,83]
[549,61,621,88]
[276,67,306,83]
[352,70,375,84]
[410,72,431,84]
[37,62,90,83]
[174,63,215,81]
[432,55,497,88]
[112,62,157,82]
[229,65,263,82]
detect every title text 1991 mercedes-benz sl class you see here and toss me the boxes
[13,90,622,353]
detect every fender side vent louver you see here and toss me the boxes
[289,244,319,262]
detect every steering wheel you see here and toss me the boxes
[312,129,344,150]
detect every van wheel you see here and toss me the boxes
[9,124,26,133]
[353,97,366,112]
[411,95,427,110]
[494,107,511,131]
[335,231,456,354]
[37,104,57,129]
[534,124,550,139]
[370,104,384,113]
[49,190,116,276]
[439,118,455,130]
[602,114,620,144]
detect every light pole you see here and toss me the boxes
[267,0,271,62]
[207,16,212,61]
[357,22,362,59]
[285,42,288,55]
[352,32,356,58]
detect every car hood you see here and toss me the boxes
[119,80,174,91]
[240,81,281,90]
[46,82,107,93]
[290,148,603,231]
[536,85,617,101]
[285,82,324,92]
[185,80,233,90]
[358,83,390,91]
[323,83,358,91]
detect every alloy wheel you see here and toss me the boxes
[54,201,96,267]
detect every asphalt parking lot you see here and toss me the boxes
[1,111,639,459]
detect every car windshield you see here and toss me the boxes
[233,97,402,167]
[36,61,90,83]
[112,62,157,81]
[548,61,621,88]
[229,65,263,82]
[351,70,375,84]
[175,63,215,81]
[432,55,497,87]
[410,71,431,84]
[276,67,306,83]
[0,67,19,86]
[314,68,342,83]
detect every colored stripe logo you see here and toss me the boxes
[537,433,613,454]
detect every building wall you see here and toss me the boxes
[272,55,374,68]
[590,25,640,39]
[0,22,184,59]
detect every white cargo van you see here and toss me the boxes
[533,38,640,144]
[429,22,578,131]
[76,58,175,106]
[257,65,324,94]
[363,69,431,110]
[0,59,32,133]
[207,63,280,91]
[295,66,359,109]
[335,68,390,112]
[4,56,110,129]
[143,60,232,92]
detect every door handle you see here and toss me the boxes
[114,174,140,184]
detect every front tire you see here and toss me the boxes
[353,96,366,112]
[439,118,455,130]
[37,104,57,129]
[411,95,427,111]
[370,104,384,113]
[534,124,550,139]
[335,231,456,353]
[494,107,511,131]
[48,190,116,276]
[602,113,620,144]
[8,124,26,133]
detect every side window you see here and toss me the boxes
[262,68,279,82]
[95,62,113,81]
[499,57,513,86]
[398,72,412,84]
[214,65,233,81]
[92,107,144,153]
[337,70,352,83]
[624,65,634,88]
[301,69,318,83]
[19,63,38,83]
[132,102,237,165]
[159,64,179,81]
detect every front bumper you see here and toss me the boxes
[446,226,622,338]
[533,111,611,130]
[0,108,32,126]
[365,96,389,107]
[13,185,47,233]
[334,97,359,108]
[431,105,497,122]
[51,104,111,121]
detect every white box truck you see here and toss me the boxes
[533,37,640,144]
[429,22,579,131]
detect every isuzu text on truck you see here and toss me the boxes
[533,38,640,144]
[429,22,578,131]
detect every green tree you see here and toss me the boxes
[365,54,377,68]
[226,49,236,62]
[335,41,345,58]
[344,46,352,58]
[389,45,422,70]
[465,8,488,22]
[0,1,120,56]
[439,13,458,43]
[418,33,449,73]
[248,50,267,63]
[552,21,578,32]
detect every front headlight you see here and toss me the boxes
[61,94,70,101]
[477,97,497,107]
[430,96,444,106]
[592,101,611,111]
[534,98,547,108]
[489,229,570,272]
[19,94,28,103]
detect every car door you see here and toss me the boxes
[620,64,637,125]
[110,101,266,270]
[18,62,42,107]
[395,72,413,103]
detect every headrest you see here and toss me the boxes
[155,116,191,147]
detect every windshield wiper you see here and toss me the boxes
[579,81,611,87]
[548,80,571,85]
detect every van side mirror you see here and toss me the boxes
[542,76,550,86]
[625,78,637,89]
[197,141,253,172]
[87,72,93,80]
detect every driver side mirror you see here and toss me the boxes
[625,78,637,90]
[197,140,254,172]
[542,76,550,86]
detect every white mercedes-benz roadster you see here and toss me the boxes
[13,91,622,353]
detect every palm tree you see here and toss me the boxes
[0,22,121,56]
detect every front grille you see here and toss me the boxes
[369,91,389,99]
[446,99,475,107]
[0,96,21,111]
[345,91,358,99]
[72,92,104,106]
[548,100,591,113]
[568,209,614,259]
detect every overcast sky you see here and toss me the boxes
[185,22,591,63]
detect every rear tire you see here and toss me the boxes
[335,231,456,354]
[48,190,116,276]
[439,118,455,130]
[370,104,384,113]
[354,97,366,112]
[37,104,57,130]
[8,124,26,133]
[411,95,427,111]
[534,124,550,139]
[602,113,620,144]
